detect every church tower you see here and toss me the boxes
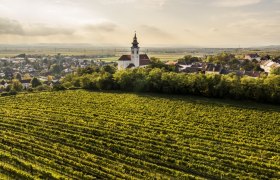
[131,33,140,67]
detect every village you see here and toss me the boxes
[0,34,280,93]
[0,53,115,92]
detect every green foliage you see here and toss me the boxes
[271,67,280,75]
[52,84,66,91]
[50,64,63,75]
[206,53,235,64]
[148,57,175,72]
[36,84,50,91]
[15,73,22,81]
[77,66,100,76]
[0,90,279,179]
[31,77,42,88]
[62,82,73,89]
[8,89,17,95]
[63,67,280,104]
[11,80,23,92]
[178,55,201,64]
[101,65,116,74]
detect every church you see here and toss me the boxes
[118,33,151,69]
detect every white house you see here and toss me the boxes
[21,79,31,89]
[118,33,151,69]
[260,60,280,73]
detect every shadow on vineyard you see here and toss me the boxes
[86,89,280,113]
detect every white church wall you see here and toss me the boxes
[118,61,131,69]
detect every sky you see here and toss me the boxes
[0,0,279,47]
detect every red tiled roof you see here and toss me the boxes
[118,55,131,61]
[246,54,260,58]
[118,54,151,66]
[139,54,150,66]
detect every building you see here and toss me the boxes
[21,79,31,89]
[205,63,223,74]
[260,60,280,73]
[244,53,261,61]
[118,33,151,69]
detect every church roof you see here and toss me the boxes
[139,54,151,66]
[118,54,151,66]
[119,55,131,61]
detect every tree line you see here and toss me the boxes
[61,64,280,104]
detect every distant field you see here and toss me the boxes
[0,48,116,57]
[1,46,279,61]
[0,90,279,179]
[100,53,186,62]
[0,48,187,62]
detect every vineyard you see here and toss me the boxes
[0,90,279,179]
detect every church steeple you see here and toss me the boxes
[131,32,140,67]
[132,32,139,48]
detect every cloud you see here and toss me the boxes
[25,24,74,36]
[99,0,135,4]
[84,22,117,32]
[209,27,219,32]
[0,17,24,35]
[140,25,171,37]
[0,17,74,36]
[99,0,168,7]
[212,0,262,7]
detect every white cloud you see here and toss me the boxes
[212,0,262,7]
[84,22,118,32]
[99,0,168,7]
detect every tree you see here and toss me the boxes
[31,77,42,88]
[50,64,63,75]
[23,73,32,80]
[15,73,22,81]
[77,66,100,76]
[271,67,280,75]
[178,55,201,64]
[96,72,114,90]
[101,65,116,74]
[12,80,23,92]
[47,75,53,82]
[148,57,175,72]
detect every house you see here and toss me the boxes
[244,53,261,61]
[178,63,204,74]
[205,63,223,74]
[118,33,151,69]
[220,69,261,77]
[260,60,280,73]
[244,71,261,78]
[21,79,31,89]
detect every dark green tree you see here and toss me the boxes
[31,77,42,88]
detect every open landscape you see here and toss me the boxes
[1,0,280,179]
[0,90,279,179]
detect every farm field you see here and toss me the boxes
[100,53,187,62]
[0,90,279,179]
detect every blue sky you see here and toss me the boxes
[0,0,279,47]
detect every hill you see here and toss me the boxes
[0,90,279,179]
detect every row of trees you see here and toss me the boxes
[62,66,280,104]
